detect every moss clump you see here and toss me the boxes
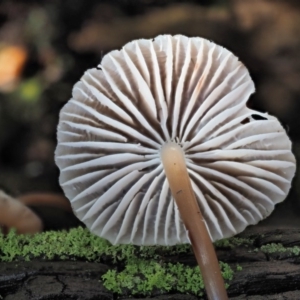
[0,227,237,297]
[214,237,254,249]
[102,259,233,297]
[236,264,243,271]
[0,227,256,262]
[0,227,113,262]
[259,243,300,256]
[0,227,192,262]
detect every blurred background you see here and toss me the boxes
[0,0,299,226]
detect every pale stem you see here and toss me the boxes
[161,142,228,300]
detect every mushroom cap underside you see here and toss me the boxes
[55,34,296,246]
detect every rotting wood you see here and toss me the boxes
[0,227,300,299]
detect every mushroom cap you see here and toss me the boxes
[0,190,43,234]
[55,34,296,246]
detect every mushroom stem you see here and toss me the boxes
[161,142,228,300]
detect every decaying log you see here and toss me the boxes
[0,261,111,300]
[0,227,300,299]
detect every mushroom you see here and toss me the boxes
[0,190,43,234]
[18,192,72,213]
[18,192,83,231]
[0,191,81,234]
[55,35,296,299]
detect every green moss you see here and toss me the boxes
[236,264,242,271]
[102,259,234,297]
[0,227,193,262]
[0,227,238,297]
[260,243,300,256]
[0,227,256,263]
[0,227,112,262]
[214,237,254,249]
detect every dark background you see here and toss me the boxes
[0,0,299,227]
